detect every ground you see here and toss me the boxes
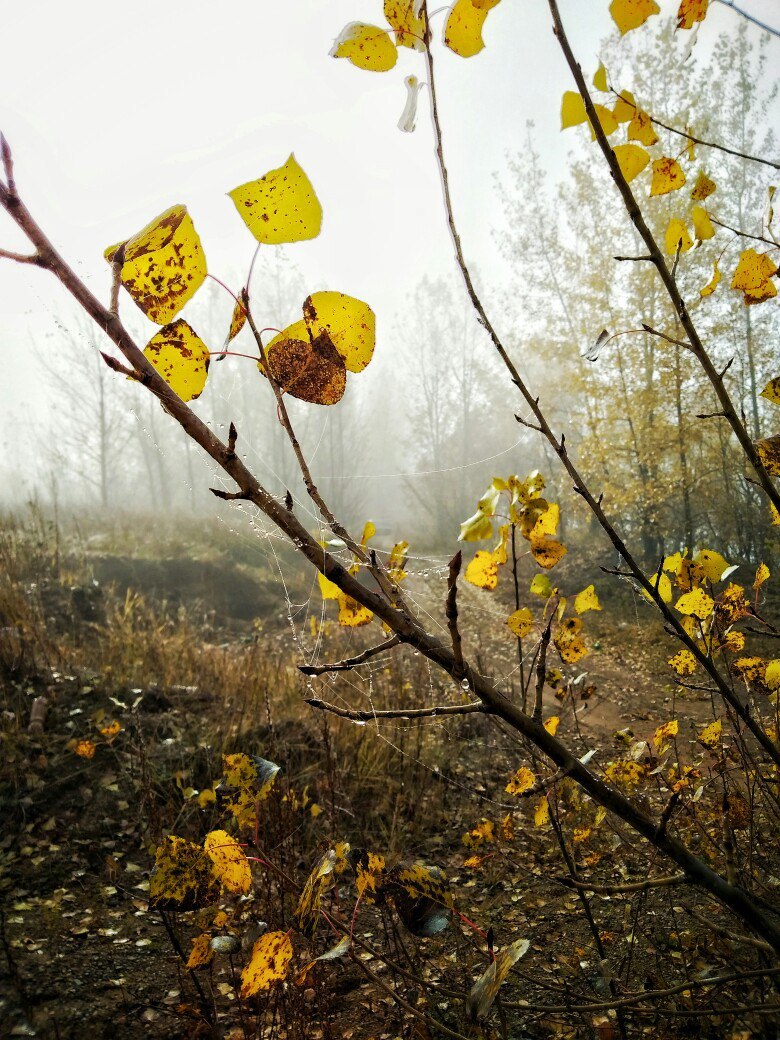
[0,517,777,1039]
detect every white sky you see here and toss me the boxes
[1,0,777,476]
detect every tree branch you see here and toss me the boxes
[299,635,401,675]
[305,697,486,721]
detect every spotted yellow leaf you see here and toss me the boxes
[264,320,346,405]
[143,320,210,403]
[698,719,721,749]
[544,715,560,736]
[294,849,336,939]
[755,435,780,476]
[675,588,714,619]
[694,549,729,582]
[204,830,251,895]
[731,249,778,305]
[761,378,780,406]
[241,931,293,997]
[337,593,373,627]
[610,0,660,34]
[668,649,696,676]
[653,719,678,752]
[766,660,780,690]
[627,107,658,147]
[465,550,499,590]
[677,0,708,29]
[613,143,650,183]
[507,607,534,639]
[149,836,219,912]
[331,22,397,71]
[534,797,550,827]
[225,299,247,347]
[444,0,502,58]
[754,563,770,590]
[355,851,386,900]
[506,766,536,796]
[574,585,601,614]
[691,171,716,201]
[187,933,214,970]
[651,157,687,197]
[303,292,376,374]
[104,205,207,324]
[229,155,323,245]
[384,0,425,50]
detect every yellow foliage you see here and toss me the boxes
[665,219,692,255]
[330,22,397,71]
[529,536,567,570]
[303,292,376,374]
[561,91,587,129]
[691,170,716,200]
[700,261,721,297]
[668,649,696,676]
[104,204,207,324]
[589,104,619,139]
[264,320,346,405]
[731,249,778,305]
[675,588,714,620]
[691,205,715,240]
[355,852,386,900]
[534,798,550,827]
[444,0,502,58]
[187,933,214,970]
[294,849,336,938]
[755,436,780,476]
[694,549,729,582]
[613,89,637,122]
[609,0,660,35]
[697,719,722,749]
[627,108,658,146]
[653,719,679,753]
[677,0,709,29]
[463,818,495,848]
[593,63,608,92]
[337,593,373,627]
[149,836,219,912]
[650,157,687,197]
[544,715,560,736]
[574,585,601,614]
[604,760,646,788]
[760,378,780,406]
[754,563,771,591]
[766,660,780,691]
[143,321,210,404]
[384,0,425,50]
[465,550,499,590]
[229,155,322,245]
[505,766,536,796]
[530,573,553,598]
[240,931,293,997]
[507,607,534,639]
[204,830,252,895]
[613,143,650,183]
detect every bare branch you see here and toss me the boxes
[556,873,686,894]
[711,216,780,248]
[299,635,401,675]
[0,246,44,265]
[446,550,465,680]
[305,697,486,721]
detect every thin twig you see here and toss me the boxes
[446,550,465,680]
[711,216,780,248]
[305,697,486,721]
[299,635,401,675]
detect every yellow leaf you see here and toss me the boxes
[561,91,587,129]
[318,570,341,600]
[444,0,501,58]
[264,320,346,405]
[555,622,588,664]
[355,851,386,900]
[465,550,499,590]
[303,292,376,374]
[697,719,721,749]
[100,720,121,740]
[642,571,673,604]
[187,933,214,970]
[589,104,619,139]
[530,537,567,570]
[593,63,608,92]
[534,798,550,827]
[761,378,780,406]
[665,219,692,255]
[627,108,659,147]
[225,299,247,347]
[754,563,770,590]
[463,818,495,848]
[241,931,293,997]
[613,89,636,122]
[104,205,207,325]
[221,754,280,829]
[610,0,660,34]
[694,549,729,582]
[337,593,373,627]
[773,503,780,527]
[668,649,696,676]
[204,830,252,895]
[574,585,601,614]
[469,938,530,1021]
[731,249,778,305]
[691,205,715,241]
[675,587,714,619]
[143,320,210,403]
[530,573,553,598]
[653,719,679,752]
[507,608,534,639]
[330,22,397,71]
[384,0,425,50]
[650,157,687,197]
[149,836,219,912]
[613,143,650,183]
[229,155,322,245]
[721,630,745,653]
[360,520,377,547]
[459,510,494,542]
[700,261,721,297]
[677,0,708,29]
[766,660,780,690]
[505,766,536,796]
[755,435,780,476]
[691,170,716,201]
[74,739,96,759]
[544,715,560,736]
[529,502,560,540]
[294,849,336,939]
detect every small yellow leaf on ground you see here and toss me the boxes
[104,204,207,324]
[229,155,322,245]
[675,588,714,619]
[465,550,499,590]
[74,739,96,759]
[330,22,398,71]
[144,320,210,403]
[691,170,716,200]
[444,0,501,57]
[506,766,536,796]
[650,157,687,197]
[241,931,293,997]
[303,292,376,374]
[665,219,692,255]
[677,0,709,30]
[613,143,650,183]
[507,607,534,639]
[610,0,660,34]
[204,830,252,895]
[698,719,721,749]
[627,108,658,146]
[574,585,601,614]
[691,205,715,240]
[731,249,778,305]
[561,91,587,129]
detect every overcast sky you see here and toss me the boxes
[1,0,777,482]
